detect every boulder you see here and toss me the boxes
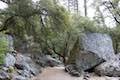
[66,33,116,76]
[76,51,105,71]
[95,59,120,76]
[33,54,62,67]
[4,53,16,67]
[66,51,105,77]
[15,54,41,76]
[0,71,10,80]
[12,75,27,80]
[17,70,31,78]
[65,65,82,77]
[81,33,116,61]
[46,55,63,67]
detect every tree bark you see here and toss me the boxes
[84,0,87,16]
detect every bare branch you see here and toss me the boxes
[103,1,120,24]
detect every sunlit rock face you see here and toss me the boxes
[81,33,116,61]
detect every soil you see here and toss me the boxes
[31,67,120,80]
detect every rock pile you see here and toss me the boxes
[0,52,41,80]
[0,34,63,80]
[0,52,63,80]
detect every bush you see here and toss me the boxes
[0,34,8,65]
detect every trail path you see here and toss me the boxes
[31,67,119,80]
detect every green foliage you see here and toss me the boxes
[107,26,120,53]
[8,66,14,73]
[70,15,107,34]
[8,0,34,18]
[0,0,117,63]
[72,16,96,33]
[0,34,8,64]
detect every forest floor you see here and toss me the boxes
[31,67,119,80]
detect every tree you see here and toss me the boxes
[103,0,120,25]
[0,0,73,63]
[68,0,79,13]
[84,0,87,16]
[92,0,107,27]
[0,0,115,64]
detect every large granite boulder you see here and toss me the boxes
[66,33,116,76]
[66,51,105,77]
[81,33,116,60]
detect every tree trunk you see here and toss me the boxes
[84,0,87,16]
[66,38,80,65]
[115,39,119,54]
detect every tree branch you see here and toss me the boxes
[103,1,120,24]
[0,16,14,32]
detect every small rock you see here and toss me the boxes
[83,72,90,80]
[2,67,9,71]
[15,54,41,76]
[18,70,31,78]
[12,75,27,80]
[34,54,62,67]
[65,65,81,77]
[46,55,62,66]
[15,64,24,70]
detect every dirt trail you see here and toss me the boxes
[31,67,120,80]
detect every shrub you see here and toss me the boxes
[0,34,8,65]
